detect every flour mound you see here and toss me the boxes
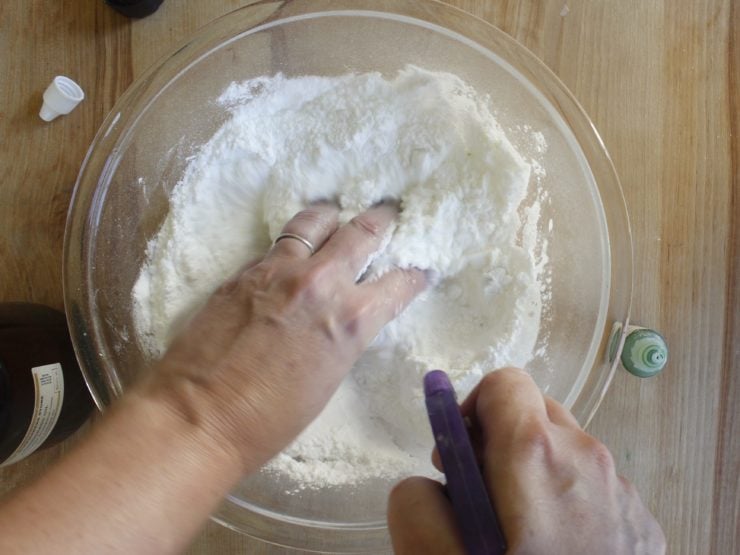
[133,66,543,486]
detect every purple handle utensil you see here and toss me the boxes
[424,370,507,555]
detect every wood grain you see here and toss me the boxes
[714,0,739,550]
[0,1,736,553]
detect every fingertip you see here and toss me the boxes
[431,447,442,471]
[409,267,431,293]
[395,269,428,315]
[421,268,441,287]
[389,475,436,496]
[388,476,443,518]
[477,367,536,395]
[373,196,401,209]
[388,477,466,555]
[473,367,549,445]
[497,366,532,378]
[309,197,339,208]
[366,199,400,217]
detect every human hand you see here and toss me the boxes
[139,202,427,473]
[388,368,666,554]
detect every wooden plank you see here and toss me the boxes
[711,0,740,552]
[0,1,133,308]
[0,1,736,553]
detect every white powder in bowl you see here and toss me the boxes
[132,66,544,487]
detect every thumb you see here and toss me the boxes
[387,477,466,555]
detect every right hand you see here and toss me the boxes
[388,368,666,554]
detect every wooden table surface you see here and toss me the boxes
[0,0,737,553]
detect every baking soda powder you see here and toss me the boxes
[133,66,544,487]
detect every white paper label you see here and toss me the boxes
[1,363,65,467]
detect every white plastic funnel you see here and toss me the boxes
[39,76,85,122]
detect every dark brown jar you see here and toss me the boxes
[0,303,94,467]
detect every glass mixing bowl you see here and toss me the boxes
[64,0,632,552]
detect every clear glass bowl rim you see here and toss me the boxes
[63,0,633,552]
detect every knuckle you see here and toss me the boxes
[217,264,269,299]
[289,207,329,232]
[350,213,384,239]
[304,261,332,288]
[283,274,313,300]
[341,300,369,337]
[477,368,537,413]
[283,263,330,301]
[238,263,273,291]
[583,435,616,473]
[516,418,553,454]
[215,261,271,298]
[214,276,240,296]
[343,316,360,338]
[317,314,342,343]
[649,522,668,553]
[479,370,507,391]
[499,416,556,465]
[618,474,637,495]
[480,367,532,392]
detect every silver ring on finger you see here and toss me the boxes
[273,232,315,255]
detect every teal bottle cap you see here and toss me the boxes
[621,328,668,378]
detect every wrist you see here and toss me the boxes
[126,377,248,478]
[134,365,269,476]
[0,378,251,555]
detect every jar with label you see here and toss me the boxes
[0,303,94,467]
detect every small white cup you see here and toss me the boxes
[39,76,85,122]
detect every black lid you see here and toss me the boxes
[106,0,164,18]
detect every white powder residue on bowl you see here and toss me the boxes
[132,66,545,487]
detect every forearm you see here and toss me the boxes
[0,203,426,554]
[0,388,243,555]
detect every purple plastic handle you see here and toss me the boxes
[424,370,507,555]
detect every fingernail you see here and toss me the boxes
[421,269,440,286]
[372,197,400,208]
[507,367,530,378]
[310,197,339,207]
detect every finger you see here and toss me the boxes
[316,202,399,280]
[544,396,581,429]
[474,368,549,450]
[228,258,263,286]
[459,379,484,418]
[268,203,340,260]
[465,369,551,545]
[350,268,427,343]
[432,447,442,471]
[388,477,466,555]
[437,370,546,474]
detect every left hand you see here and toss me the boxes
[138,201,427,473]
